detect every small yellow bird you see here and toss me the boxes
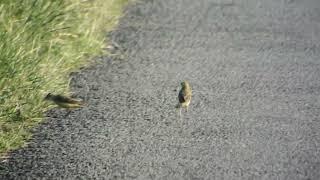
[44,93,85,109]
[176,81,192,116]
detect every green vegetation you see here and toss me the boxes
[0,0,129,154]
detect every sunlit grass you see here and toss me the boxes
[0,0,129,154]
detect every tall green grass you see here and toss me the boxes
[0,0,129,154]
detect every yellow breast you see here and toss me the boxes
[56,102,82,109]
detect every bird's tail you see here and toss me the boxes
[78,100,86,105]
[76,101,86,107]
[71,98,85,106]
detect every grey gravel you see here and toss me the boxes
[1,0,320,179]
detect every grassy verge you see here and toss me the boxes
[0,0,129,155]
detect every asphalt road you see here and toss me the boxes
[1,0,320,179]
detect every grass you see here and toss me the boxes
[0,0,129,155]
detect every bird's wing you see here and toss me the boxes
[54,95,84,105]
[178,90,187,103]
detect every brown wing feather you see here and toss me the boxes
[178,89,191,103]
[52,95,84,105]
[178,90,186,103]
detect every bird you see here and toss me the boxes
[176,81,192,117]
[44,93,85,116]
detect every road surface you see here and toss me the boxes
[1,0,320,179]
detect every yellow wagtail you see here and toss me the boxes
[176,81,192,116]
[44,93,85,116]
